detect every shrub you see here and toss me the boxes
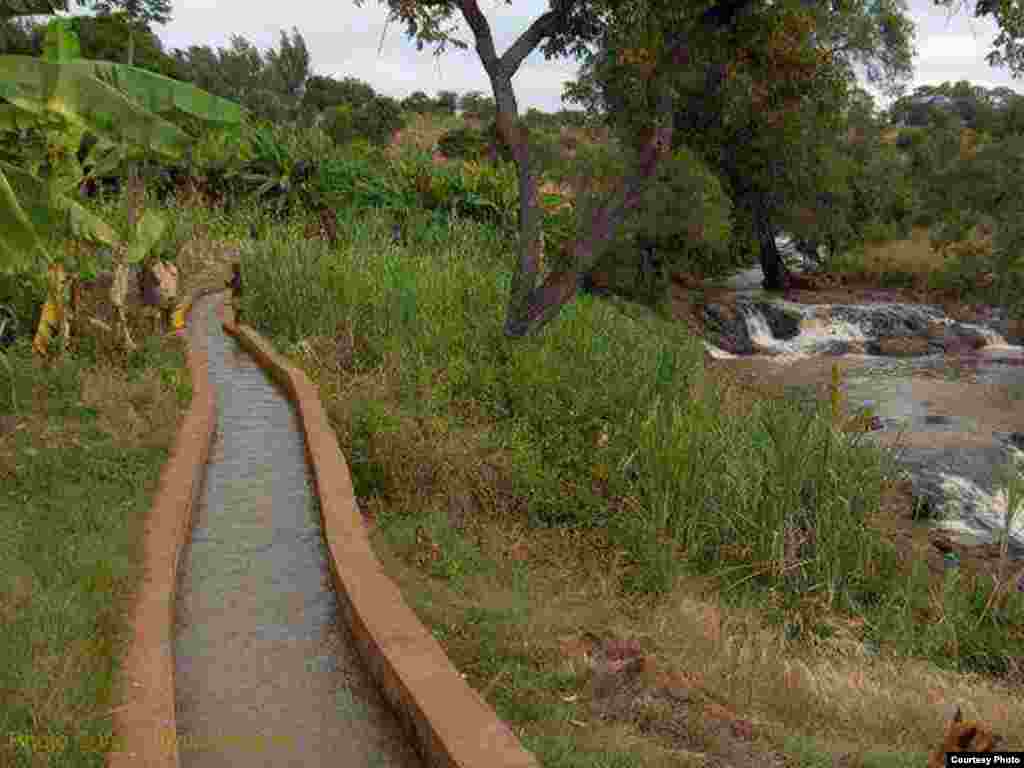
[437,125,489,160]
[314,150,412,211]
[482,120,515,164]
[323,96,406,147]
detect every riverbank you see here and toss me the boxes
[230,207,1020,766]
[2,202,1020,768]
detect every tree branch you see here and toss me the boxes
[457,0,500,68]
[502,0,760,337]
[500,7,568,76]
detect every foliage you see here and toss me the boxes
[259,27,312,122]
[402,90,433,114]
[302,74,376,114]
[322,103,357,146]
[926,133,1024,313]
[314,145,412,211]
[229,121,334,215]
[88,0,171,26]
[388,151,518,230]
[567,0,911,291]
[435,89,458,115]
[457,90,494,120]
[322,93,405,147]
[166,28,309,123]
[621,144,732,256]
[437,124,488,160]
[66,12,172,74]
[481,118,515,164]
[523,107,559,133]
[0,12,242,358]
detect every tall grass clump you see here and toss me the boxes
[613,377,899,602]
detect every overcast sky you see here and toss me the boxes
[152,0,1024,114]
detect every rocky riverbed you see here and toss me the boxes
[679,238,1024,573]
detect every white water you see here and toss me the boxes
[705,242,1024,556]
[935,460,1024,545]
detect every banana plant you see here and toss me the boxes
[229,122,313,217]
[0,13,243,356]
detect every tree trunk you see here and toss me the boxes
[755,206,788,291]
[451,0,745,337]
[499,83,687,337]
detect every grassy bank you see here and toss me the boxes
[228,204,1021,766]
[2,120,1021,765]
[0,334,191,768]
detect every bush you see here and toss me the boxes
[482,120,516,164]
[860,218,904,244]
[437,125,489,160]
[323,95,406,147]
[314,149,412,211]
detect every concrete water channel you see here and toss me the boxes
[174,294,423,768]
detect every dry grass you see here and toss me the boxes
[856,226,948,277]
[386,112,464,157]
[174,227,246,297]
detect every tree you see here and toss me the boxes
[569,0,914,289]
[436,89,458,115]
[170,38,262,107]
[940,0,1024,75]
[301,74,374,113]
[0,0,91,19]
[0,16,43,55]
[356,0,765,336]
[302,74,377,113]
[458,89,495,120]
[88,0,171,66]
[168,30,312,123]
[70,12,173,74]
[402,89,433,113]
[356,0,1024,335]
[323,94,404,146]
[262,27,311,121]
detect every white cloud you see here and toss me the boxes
[917,33,981,61]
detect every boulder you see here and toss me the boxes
[940,323,990,353]
[701,302,754,355]
[752,301,801,340]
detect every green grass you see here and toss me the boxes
[5,113,1021,766]
[238,206,1024,656]
[223,194,1021,763]
[0,335,189,768]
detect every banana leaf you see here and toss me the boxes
[125,210,167,265]
[0,55,193,160]
[0,103,50,132]
[59,59,246,126]
[43,17,81,62]
[0,166,49,274]
[1,161,119,247]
